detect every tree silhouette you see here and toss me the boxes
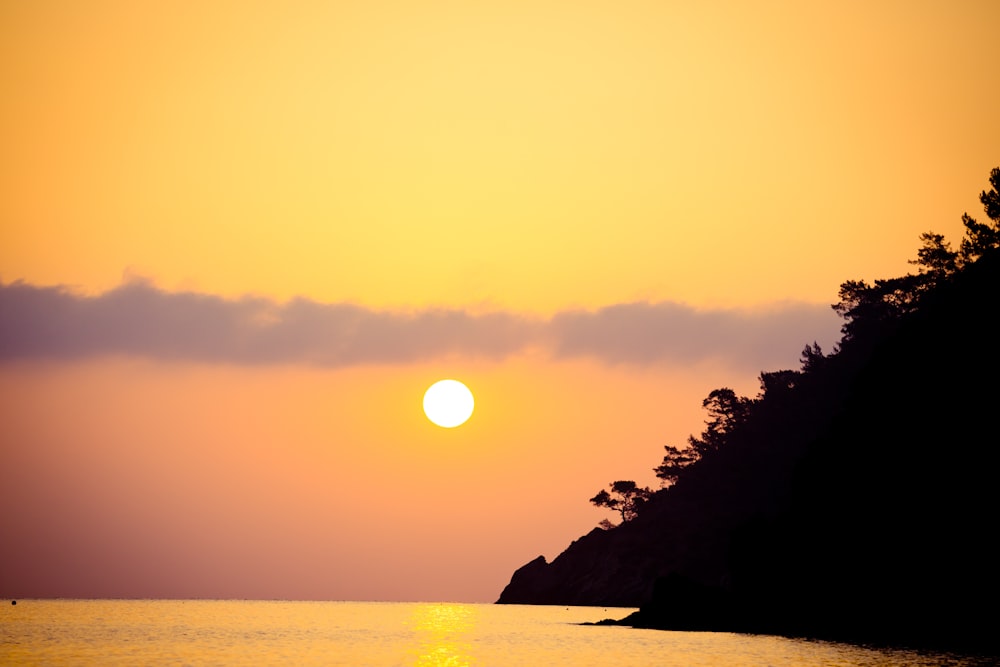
[654,444,699,485]
[590,480,652,523]
[834,167,1000,345]
[960,167,1000,262]
[688,388,752,457]
[911,232,958,278]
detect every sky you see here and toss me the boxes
[1,0,998,602]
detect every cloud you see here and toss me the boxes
[550,301,841,370]
[0,279,841,371]
[0,279,538,366]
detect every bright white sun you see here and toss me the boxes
[423,379,475,428]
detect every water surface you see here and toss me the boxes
[2,600,996,666]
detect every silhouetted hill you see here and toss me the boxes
[720,248,1000,650]
[497,170,1000,653]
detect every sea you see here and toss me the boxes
[2,599,997,666]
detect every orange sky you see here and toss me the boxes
[1,0,998,602]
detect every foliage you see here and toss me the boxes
[832,166,1000,344]
[653,386,755,485]
[590,480,653,522]
[687,388,753,457]
[653,444,699,485]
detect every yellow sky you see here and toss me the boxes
[3,0,996,310]
[1,1,998,602]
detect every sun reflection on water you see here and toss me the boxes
[407,603,478,667]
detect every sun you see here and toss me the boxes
[423,379,475,428]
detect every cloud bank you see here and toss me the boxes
[0,280,841,371]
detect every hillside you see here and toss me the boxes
[496,168,1000,653]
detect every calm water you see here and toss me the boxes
[1,600,996,666]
